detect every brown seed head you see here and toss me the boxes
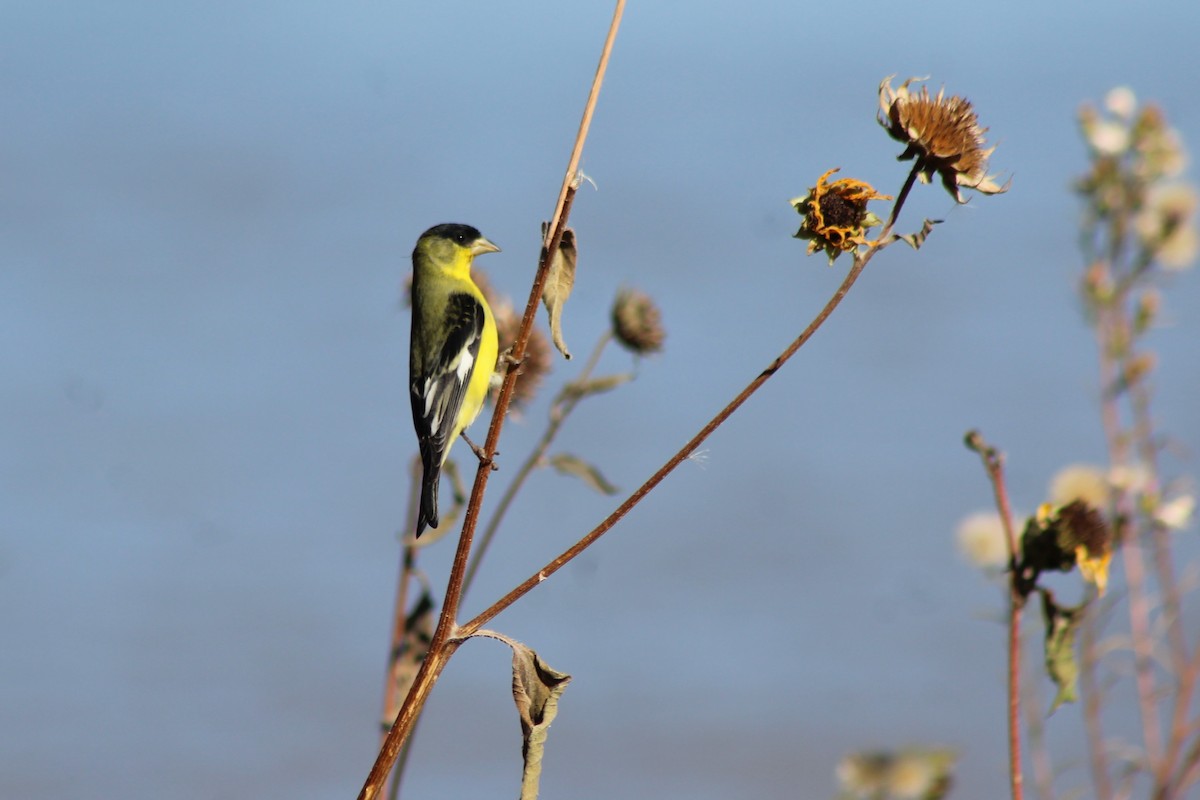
[878,76,1008,203]
[611,287,665,355]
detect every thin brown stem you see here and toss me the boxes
[461,258,866,634]
[966,431,1024,800]
[459,160,923,636]
[1081,601,1114,800]
[1021,648,1056,800]
[463,330,612,597]
[356,6,625,797]
[379,457,422,800]
[1157,643,1200,799]
[1008,604,1025,800]
[1096,297,1164,769]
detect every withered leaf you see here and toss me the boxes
[1040,589,1085,714]
[560,372,633,401]
[511,642,571,800]
[895,218,942,250]
[541,224,576,360]
[549,453,619,495]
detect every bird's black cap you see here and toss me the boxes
[420,223,483,245]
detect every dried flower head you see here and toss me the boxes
[791,168,890,264]
[1022,501,1113,596]
[878,76,1008,203]
[475,271,551,407]
[611,287,665,355]
[1057,500,1113,595]
[1136,183,1199,269]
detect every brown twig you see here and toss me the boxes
[355,5,625,798]
[379,456,422,800]
[1080,597,1114,800]
[965,430,1024,800]
[1094,296,1164,770]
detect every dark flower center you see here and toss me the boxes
[819,192,862,228]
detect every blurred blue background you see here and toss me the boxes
[3,2,1199,798]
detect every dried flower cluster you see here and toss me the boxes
[878,76,1008,203]
[791,168,890,264]
[1077,87,1196,269]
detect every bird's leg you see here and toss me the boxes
[498,345,523,370]
[461,432,498,470]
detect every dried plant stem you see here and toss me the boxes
[1132,383,1186,674]
[356,6,624,798]
[1094,299,1164,769]
[463,330,612,596]
[1022,655,1056,800]
[459,162,925,638]
[378,457,424,800]
[1157,643,1200,798]
[1080,602,1114,800]
[1131,381,1192,795]
[461,260,866,634]
[966,430,1023,800]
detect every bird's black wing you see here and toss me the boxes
[410,291,486,467]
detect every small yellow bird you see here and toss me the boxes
[409,223,500,536]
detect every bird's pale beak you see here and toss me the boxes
[471,237,501,256]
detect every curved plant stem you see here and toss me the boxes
[1080,600,1113,800]
[460,258,856,633]
[459,161,925,638]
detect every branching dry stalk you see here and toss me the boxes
[363,125,926,798]
[356,4,625,797]
[364,14,1004,799]
[1070,90,1198,799]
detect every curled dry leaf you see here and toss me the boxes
[541,223,577,360]
[469,630,572,800]
[510,641,572,800]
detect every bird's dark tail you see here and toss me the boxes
[415,461,440,538]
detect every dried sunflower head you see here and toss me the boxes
[878,76,1008,204]
[791,168,890,264]
[1022,500,1113,596]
